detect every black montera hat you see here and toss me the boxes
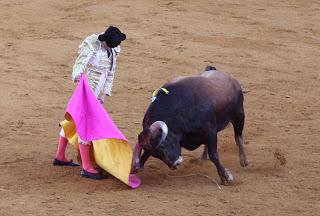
[98,26,126,48]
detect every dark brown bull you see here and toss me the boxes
[131,66,249,185]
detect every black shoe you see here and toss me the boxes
[80,169,108,180]
[53,158,80,167]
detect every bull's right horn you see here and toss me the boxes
[149,121,168,144]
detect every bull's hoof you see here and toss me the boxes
[220,168,234,185]
[170,166,177,170]
[240,158,250,167]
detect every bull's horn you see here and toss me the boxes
[149,121,168,144]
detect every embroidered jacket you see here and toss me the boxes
[72,34,120,101]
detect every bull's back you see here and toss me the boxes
[144,70,243,130]
[163,70,242,112]
[200,70,242,111]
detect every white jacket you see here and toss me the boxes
[72,34,120,101]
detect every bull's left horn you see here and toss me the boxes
[149,121,168,144]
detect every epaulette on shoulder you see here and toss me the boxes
[79,34,100,52]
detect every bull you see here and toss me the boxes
[131,66,249,185]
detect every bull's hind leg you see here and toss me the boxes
[201,145,208,160]
[207,131,234,185]
[232,111,249,167]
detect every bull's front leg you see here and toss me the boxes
[139,151,151,170]
[201,145,208,160]
[207,131,234,185]
[131,143,151,173]
[131,143,143,173]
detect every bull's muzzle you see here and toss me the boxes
[171,156,183,169]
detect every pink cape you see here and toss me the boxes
[65,75,127,142]
[62,75,140,188]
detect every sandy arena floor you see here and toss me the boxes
[0,0,319,215]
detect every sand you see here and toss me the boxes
[0,0,319,215]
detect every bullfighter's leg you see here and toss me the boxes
[79,142,108,180]
[207,131,234,185]
[232,112,249,167]
[53,129,79,167]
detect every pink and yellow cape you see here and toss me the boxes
[59,75,140,188]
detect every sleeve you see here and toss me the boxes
[71,39,95,83]
[104,71,115,96]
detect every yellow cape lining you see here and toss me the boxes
[60,118,133,186]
